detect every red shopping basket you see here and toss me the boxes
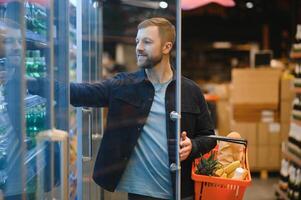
[191,135,252,200]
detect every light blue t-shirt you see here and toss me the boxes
[116,79,173,199]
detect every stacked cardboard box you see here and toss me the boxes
[230,121,281,170]
[230,68,283,171]
[212,69,292,171]
[215,84,231,136]
[257,122,281,169]
[231,68,282,122]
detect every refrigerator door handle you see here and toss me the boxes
[82,108,93,162]
[36,129,69,200]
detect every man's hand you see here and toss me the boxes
[179,131,192,161]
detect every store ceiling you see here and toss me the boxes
[182,0,293,40]
[101,0,297,58]
[102,0,176,41]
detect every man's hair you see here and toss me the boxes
[137,17,176,45]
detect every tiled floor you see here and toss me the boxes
[244,177,278,200]
[103,177,280,200]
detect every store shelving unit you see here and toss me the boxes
[282,144,301,167]
[274,184,289,200]
[275,25,301,200]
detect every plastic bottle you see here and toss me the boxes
[231,167,247,180]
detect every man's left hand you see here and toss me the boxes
[179,131,192,161]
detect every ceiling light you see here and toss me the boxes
[159,1,168,9]
[246,2,254,9]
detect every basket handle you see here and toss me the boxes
[202,135,248,147]
[202,135,250,170]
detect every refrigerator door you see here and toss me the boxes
[75,0,103,200]
[0,1,25,198]
[0,0,70,199]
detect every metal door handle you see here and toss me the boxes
[82,108,93,161]
[36,129,69,200]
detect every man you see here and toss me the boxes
[102,51,126,79]
[0,18,22,85]
[71,17,216,200]
[0,18,22,141]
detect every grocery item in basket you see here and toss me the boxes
[195,151,222,176]
[213,160,241,178]
[217,132,245,166]
[224,160,241,174]
[231,167,248,180]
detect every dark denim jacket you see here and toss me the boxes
[70,69,216,199]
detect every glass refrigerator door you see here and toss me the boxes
[0,0,69,199]
[25,0,69,199]
[0,1,25,199]
[53,0,71,199]
[76,0,103,199]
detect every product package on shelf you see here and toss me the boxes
[278,158,301,200]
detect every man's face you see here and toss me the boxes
[135,26,163,69]
[0,27,22,66]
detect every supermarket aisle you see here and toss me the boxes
[244,177,278,200]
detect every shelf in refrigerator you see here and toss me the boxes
[25,95,46,109]
[26,30,48,47]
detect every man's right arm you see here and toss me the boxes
[28,76,115,108]
[70,80,111,107]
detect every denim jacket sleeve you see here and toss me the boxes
[70,73,126,107]
[70,80,111,107]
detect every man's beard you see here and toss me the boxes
[138,54,162,69]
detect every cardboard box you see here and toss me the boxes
[217,100,231,136]
[257,123,269,145]
[231,122,257,145]
[257,122,281,145]
[281,78,294,101]
[248,145,257,170]
[232,68,281,106]
[280,101,293,123]
[257,146,269,168]
[257,145,281,169]
[268,145,281,169]
[233,105,279,122]
[280,122,290,141]
[214,84,230,100]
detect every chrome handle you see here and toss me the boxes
[82,108,93,161]
[36,129,69,200]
